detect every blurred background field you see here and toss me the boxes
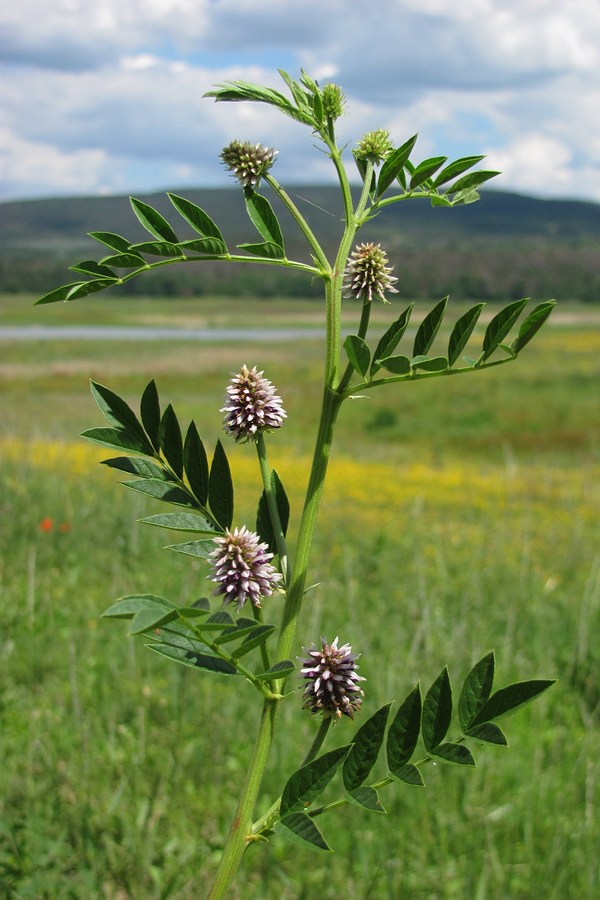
[1,292,599,898]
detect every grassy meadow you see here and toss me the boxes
[1,292,599,898]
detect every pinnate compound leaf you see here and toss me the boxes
[209,440,234,530]
[390,763,425,787]
[466,722,508,746]
[432,155,485,188]
[386,683,421,772]
[432,742,476,767]
[470,679,556,726]
[184,422,209,507]
[140,511,221,534]
[448,303,486,366]
[346,786,386,814]
[371,303,414,375]
[458,651,495,731]
[275,813,332,852]
[255,659,296,681]
[244,190,285,250]
[343,704,392,791]
[413,297,448,357]
[102,593,176,619]
[422,667,452,752]
[511,300,556,354]
[482,298,529,361]
[140,380,161,451]
[130,198,178,243]
[344,335,371,378]
[159,404,184,478]
[168,193,225,241]
[280,745,352,816]
[376,135,418,197]
[82,427,154,455]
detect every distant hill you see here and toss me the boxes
[1,187,599,302]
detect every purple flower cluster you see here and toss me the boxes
[300,637,365,719]
[209,526,282,610]
[221,365,287,443]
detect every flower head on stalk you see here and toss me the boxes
[353,129,393,165]
[300,637,365,719]
[221,365,287,443]
[322,83,346,122]
[343,242,398,303]
[209,526,282,610]
[220,140,278,188]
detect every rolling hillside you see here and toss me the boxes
[1,187,599,302]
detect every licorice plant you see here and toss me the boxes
[37,70,556,898]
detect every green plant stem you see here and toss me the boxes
[264,174,331,273]
[250,717,332,840]
[252,605,271,672]
[208,136,364,899]
[337,298,372,395]
[206,698,278,899]
[300,716,332,766]
[256,432,290,588]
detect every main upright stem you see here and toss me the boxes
[206,137,361,900]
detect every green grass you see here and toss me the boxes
[1,294,599,898]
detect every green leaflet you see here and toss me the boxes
[168,193,225,242]
[120,479,196,508]
[413,297,448,357]
[280,745,352,816]
[139,511,222,534]
[470,679,556,726]
[183,422,209,507]
[346,786,386,813]
[448,303,486,366]
[256,469,290,554]
[386,684,421,773]
[208,440,234,530]
[244,190,285,251]
[81,426,153,455]
[140,380,161,451]
[431,742,476,767]
[344,334,371,378]
[102,593,177,619]
[409,156,447,190]
[343,703,391,792]
[511,300,556,354]
[130,197,178,243]
[90,381,150,444]
[274,813,332,852]
[370,303,414,375]
[376,135,418,197]
[482,298,529,361]
[422,667,452,752]
[159,404,184,478]
[458,652,495,731]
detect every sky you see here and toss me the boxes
[1,0,600,204]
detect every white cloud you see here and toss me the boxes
[1,0,600,201]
